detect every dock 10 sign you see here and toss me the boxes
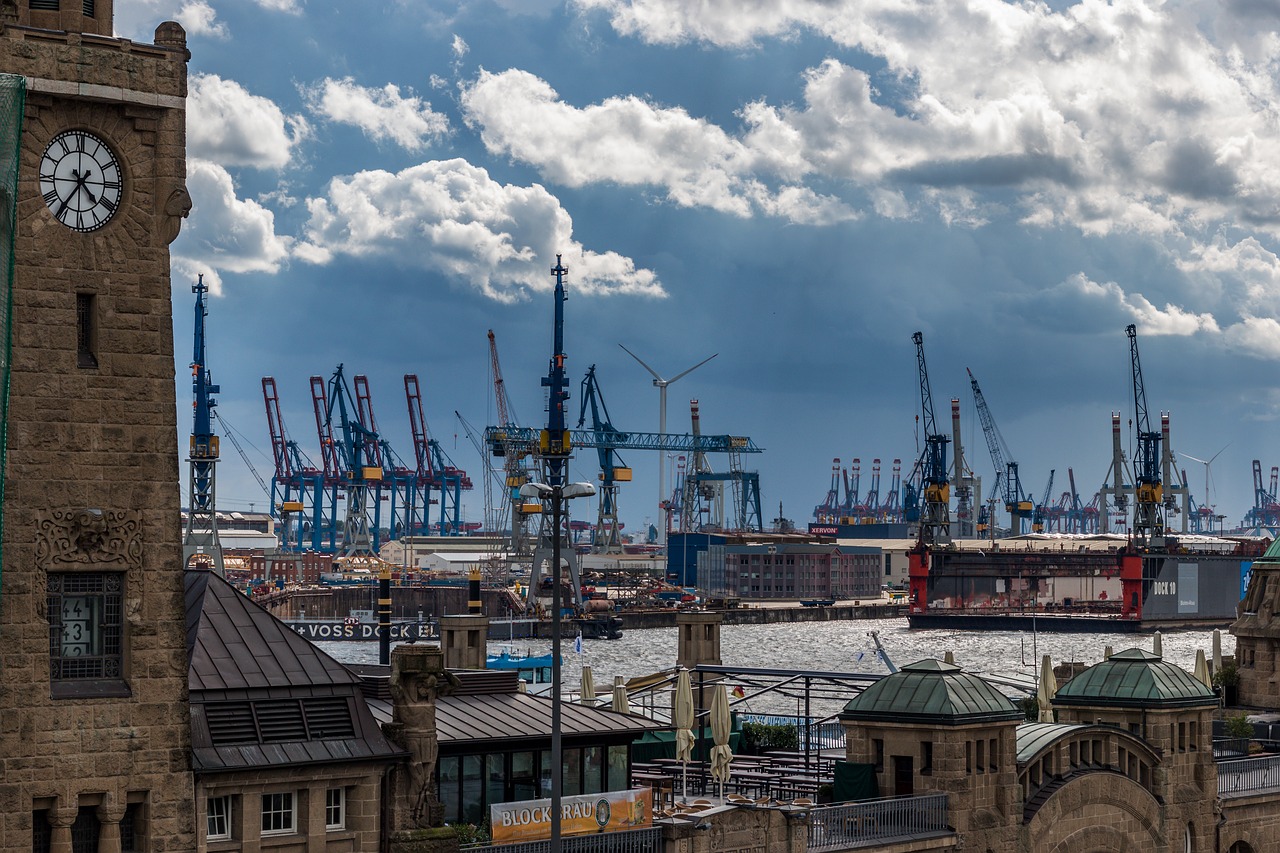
[490,788,653,844]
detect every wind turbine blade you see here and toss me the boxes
[1209,441,1231,464]
[1179,452,1209,464]
[667,353,719,385]
[619,343,663,382]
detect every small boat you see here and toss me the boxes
[486,649,560,688]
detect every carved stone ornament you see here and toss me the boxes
[157,183,192,244]
[34,509,143,571]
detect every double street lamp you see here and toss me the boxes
[519,480,596,853]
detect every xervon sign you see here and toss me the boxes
[490,788,653,844]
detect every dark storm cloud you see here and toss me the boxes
[889,153,1079,189]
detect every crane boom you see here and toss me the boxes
[967,367,1032,533]
[912,332,950,545]
[1127,324,1165,541]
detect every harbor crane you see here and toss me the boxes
[1126,324,1165,543]
[263,377,325,552]
[841,458,861,522]
[577,365,632,552]
[968,367,1034,534]
[813,458,841,524]
[950,398,980,538]
[912,332,950,544]
[182,275,226,576]
[405,374,472,536]
[1031,469,1055,534]
[324,364,381,557]
[487,330,539,556]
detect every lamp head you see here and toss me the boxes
[518,482,552,499]
[562,482,597,500]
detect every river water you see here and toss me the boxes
[318,616,1232,717]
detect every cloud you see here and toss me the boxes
[188,74,308,170]
[460,68,855,224]
[1052,273,1219,336]
[253,0,302,13]
[172,159,293,294]
[571,0,1280,244]
[174,0,226,38]
[296,158,664,302]
[452,34,469,59]
[303,77,450,152]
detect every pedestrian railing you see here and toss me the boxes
[1217,754,1280,795]
[464,826,663,853]
[807,793,951,850]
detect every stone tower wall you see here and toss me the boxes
[0,17,194,852]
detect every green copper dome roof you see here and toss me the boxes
[1257,537,1280,563]
[840,659,1023,725]
[1052,649,1216,709]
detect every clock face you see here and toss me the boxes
[39,130,123,233]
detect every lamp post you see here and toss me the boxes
[520,480,595,853]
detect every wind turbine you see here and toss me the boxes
[1180,442,1230,529]
[619,344,717,545]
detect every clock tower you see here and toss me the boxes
[0,2,196,851]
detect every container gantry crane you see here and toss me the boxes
[1126,324,1165,543]
[841,458,861,522]
[577,364,632,552]
[182,275,226,576]
[1031,469,1055,534]
[325,364,382,557]
[967,367,1034,534]
[309,374,343,550]
[405,374,471,537]
[912,332,950,545]
[263,377,325,552]
[813,458,841,524]
[951,398,980,538]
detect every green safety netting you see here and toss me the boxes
[0,74,25,598]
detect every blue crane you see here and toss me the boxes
[1031,469,1055,533]
[967,367,1034,534]
[577,364,631,552]
[1126,324,1164,541]
[182,275,225,575]
[262,377,324,553]
[912,332,950,544]
[325,364,382,556]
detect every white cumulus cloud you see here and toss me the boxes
[188,74,308,170]
[460,68,854,224]
[297,158,664,303]
[172,159,293,294]
[174,0,226,38]
[304,77,450,152]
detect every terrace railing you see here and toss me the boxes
[464,827,663,853]
[807,793,951,850]
[1218,754,1280,795]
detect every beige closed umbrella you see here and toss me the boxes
[674,668,695,799]
[612,675,630,714]
[709,683,733,799]
[1213,629,1223,674]
[580,665,595,705]
[1194,649,1213,690]
[1153,631,1163,657]
[1037,654,1057,723]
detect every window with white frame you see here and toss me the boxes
[206,795,232,841]
[260,792,295,835]
[325,788,345,830]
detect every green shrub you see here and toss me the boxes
[1214,662,1240,688]
[1225,713,1254,740]
[741,721,799,754]
[1018,695,1040,721]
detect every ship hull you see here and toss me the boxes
[907,546,1252,632]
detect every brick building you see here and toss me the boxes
[701,542,880,600]
[0,1,197,849]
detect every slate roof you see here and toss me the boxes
[185,568,406,773]
[840,659,1023,725]
[1052,648,1217,709]
[1015,722,1086,763]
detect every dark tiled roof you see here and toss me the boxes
[840,659,1023,725]
[186,569,405,773]
[1053,648,1216,709]
[435,693,663,747]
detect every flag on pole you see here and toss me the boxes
[574,633,583,656]
[732,685,745,698]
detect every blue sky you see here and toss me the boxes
[118,0,1280,533]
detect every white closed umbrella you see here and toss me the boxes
[674,668,695,799]
[580,665,595,705]
[1037,654,1057,723]
[1213,629,1223,675]
[612,675,630,714]
[1153,631,1163,657]
[709,683,733,799]
[1194,649,1213,690]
